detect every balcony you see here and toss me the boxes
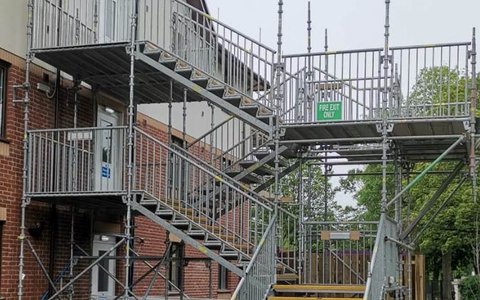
[27,127,128,199]
[26,126,251,203]
[281,43,473,125]
[31,0,276,111]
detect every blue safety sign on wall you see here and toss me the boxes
[101,165,111,178]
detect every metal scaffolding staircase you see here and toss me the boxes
[136,44,274,134]
[21,0,479,299]
[130,126,282,298]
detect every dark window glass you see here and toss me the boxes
[98,250,109,292]
[218,265,228,290]
[0,63,6,138]
[168,244,184,290]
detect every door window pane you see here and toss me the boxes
[101,120,113,164]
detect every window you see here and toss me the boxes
[218,265,229,290]
[168,243,184,291]
[0,61,8,138]
[169,136,185,197]
[97,250,109,292]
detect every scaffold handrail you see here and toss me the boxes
[170,0,277,110]
[134,126,274,211]
[171,0,276,53]
[231,215,276,300]
[133,126,276,260]
[281,41,472,124]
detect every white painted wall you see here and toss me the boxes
[138,101,252,156]
[138,102,229,139]
[0,0,28,57]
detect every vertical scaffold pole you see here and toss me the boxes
[68,207,75,300]
[182,89,188,205]
[167,81,173,198]
[393,151,402,300]
[18,1,34,299]
[381,0,391,293]
[72,81,79,191]
[470,27,479,276]
[381,0,391,212]
[297,161,304,283]
[306,2,312,117]
[274,0,284,283]
[307,2,311,55]
[320,17,329,277]
[183,89,187,148]
[209,104,214,164]
[125,0,138,297]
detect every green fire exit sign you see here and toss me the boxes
[316,101,342,121]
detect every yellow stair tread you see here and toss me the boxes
[277,273,299,280]
[272,284,365,293]
[268,297,361,300]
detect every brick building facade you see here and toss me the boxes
[0,45,241,299]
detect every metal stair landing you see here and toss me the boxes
[136,44,274,134]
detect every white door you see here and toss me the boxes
[95,107,122,191]
[98,0,127,43]
[91,235,116,299]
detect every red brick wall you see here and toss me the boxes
[0,48,95,299]
[132,216,240,298]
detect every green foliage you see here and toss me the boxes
[280,163,337,221]
[459,276,480,300]
[340,161,480,274]
[338,66,480,277]
[339,164,396,221]
[407,66,480,117]
[409,67,467,105]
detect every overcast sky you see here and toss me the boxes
[206,0,479,54]
[205,0,480,207]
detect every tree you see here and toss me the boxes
[339,66,480,297]
[280,163,337,222]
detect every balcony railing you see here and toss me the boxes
[282,42,472,123]
[27,126,128,195]
[31,0,276,110]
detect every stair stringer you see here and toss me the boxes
[134,49,273,134]
[364,215,401,300]
[131,200,244,277]
[254,160,301,193]
[233,145,289,183]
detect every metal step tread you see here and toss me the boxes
[225,170,261,184]
[276,273,299,282]
[239,159,275,176]
[272,284,365,294]
[138,47,273,133]
[253,152,288,167]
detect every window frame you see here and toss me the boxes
[168,243,184,291]
[218,265,229,290]
[0,60,9,139]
